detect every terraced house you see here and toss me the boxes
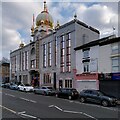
[10,1,100,90]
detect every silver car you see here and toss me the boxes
[34,86,56,96]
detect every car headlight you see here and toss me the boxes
[108,98,113,101]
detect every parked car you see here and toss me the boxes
[34,86,56,96]
[56,88,79,100]
[79,89,117,107]
[18,83,34,92]
[9,83,18,90]
[0,83,6,88]
[2,83,11,88]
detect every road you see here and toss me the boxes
[1,88,120,120]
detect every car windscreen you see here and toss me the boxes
[25,84,31,86]
[47,87,53,90]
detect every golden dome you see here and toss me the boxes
[36,1,53,28]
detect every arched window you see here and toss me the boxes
[31,47,35,55]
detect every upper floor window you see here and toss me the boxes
[31,47,35,55]
[83,49,90,59]
[31,59,36,68]
[112,57,119,72]
[48,42,52,67]
[43,44,47,68]
[55,36,57,66]
[83,62,89,73]
[112,43,118,54]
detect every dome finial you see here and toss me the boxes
[74,13,77,20]
[44,0,47,12]
[31,14,35,37]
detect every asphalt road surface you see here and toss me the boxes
[1,88,120,120]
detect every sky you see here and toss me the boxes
[1,0,119,59]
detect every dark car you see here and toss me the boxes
[56,88,79,100]
[79,89,117,107]
[2,83,11,88]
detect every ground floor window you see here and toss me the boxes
[65,79,72,88]
[43,73,51,84]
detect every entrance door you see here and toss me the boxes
[53,72,56,89]
[59,80,63,89]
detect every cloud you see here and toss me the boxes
[74,3,118,37]
[1,1,118,59]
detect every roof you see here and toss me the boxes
[56,19,100,34]
[74,35,119,51]
[10,18,100,55]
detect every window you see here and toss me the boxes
[48,42,52,67]
[15,56,17,72]
[83,62,89,72]
[43,44,47,67]
[22,52,24,71]
[43,73,51,84]
[31,47,35,55]
[83,50,89,58]
[31,60,36,68]
[112,43,118,54]
[66,33,71,72]
[25,51,28,70]
[112,57,119,72]
[60,36,65,72]
[65,79,72,88]
[55,36,57,66]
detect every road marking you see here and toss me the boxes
[82,112,98,120]
[29,100,37,103]
[49,105,54,107]
[20,113,37,119]
[49,105,63,111]
[17,111,37,119]
[0,105,16,114]
[64,109,97,119]
[20,97,30,101]
[54,106,63,111]
[5,93,15,97]
[49,105,97,119]
[20,97,37,103]
[18,111,26,114]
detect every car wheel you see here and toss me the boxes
[34,90,37,94]
[68,96,72,100]
[44,92,47,96]
[24,88,26,92]
[101,100,109,107]
[80,97,85,103]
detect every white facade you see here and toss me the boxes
[75,35,120,92]
[99,45,112,73]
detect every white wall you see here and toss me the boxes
[76,50,83,74]
[76,45,99,74]
[76,44,112,74]
[98,44,111,73]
